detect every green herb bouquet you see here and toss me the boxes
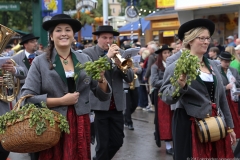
[169,49,201,97]
[74,57,111,80]
[0,95,70,153]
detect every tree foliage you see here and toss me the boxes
[0,0,32,31]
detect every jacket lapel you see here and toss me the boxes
[52,49,67,84]
[23,56,31,70]
[72,51,80,83]
[204,57,217,90]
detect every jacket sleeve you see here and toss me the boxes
[233,68,240,88]
[13,65,27,80]
[218,78,234,128]
[150,64,162,88]
[144,55,155,79]
[20,59,47,105]
[159,62,188,105]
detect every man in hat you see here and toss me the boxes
[12,33,39,77]
[82,25,134,160]
[11,33,40,160]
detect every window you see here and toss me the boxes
[112,8,115,13]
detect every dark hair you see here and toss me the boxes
[209,47,220,55]
[155,52,165,71]
[46,26,55,70]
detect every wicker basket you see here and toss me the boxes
[0,95,61,153]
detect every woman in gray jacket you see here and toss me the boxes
[21,14,111,160]
[216,51,240,138]
[160,19,235,159]
[150,45,173,155]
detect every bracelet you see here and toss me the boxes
[227,128,234,133]
[98,78,106,83]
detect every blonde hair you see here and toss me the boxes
[225,46,240,62]
[142,49,151,60]
[182,27,209,49]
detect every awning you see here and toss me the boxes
[118,18,150,33]
[74,24,93,40]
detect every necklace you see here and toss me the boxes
[58,53,71,65]
[200,61,205,67]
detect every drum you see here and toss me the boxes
[196,116,227,143]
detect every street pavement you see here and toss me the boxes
[7,109,238,160]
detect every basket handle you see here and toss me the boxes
[13,94,33,111]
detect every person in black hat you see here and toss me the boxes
[82,26,134,160]
[150,45,174,154]
[12,33,40,82]
[217,51,240,142]
[20,14,111,160]
[160,19,235,159]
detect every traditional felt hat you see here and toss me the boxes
[178,19,215,41]
[5,44,12,49]
[42,14,82,33]
[218,51,232,61]
[20,34,39,45]
[92,25,119,36]
[155,44,173,54]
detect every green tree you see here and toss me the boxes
[0,0,32,31]
[64,0,76,11]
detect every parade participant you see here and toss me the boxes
[20,14,111,160]
[0,60,26,159]
[160,19,236,159]
[82,25,134,160]
[123,54,142,130]
[150,45,173,154]
[217,51,240,138]
[11,33,40,89]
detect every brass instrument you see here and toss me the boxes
[0,24,20,102]
[129,60,138,90]
[108,44,132,72]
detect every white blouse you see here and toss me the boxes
[199,71,213,82]
[65,71,74,78]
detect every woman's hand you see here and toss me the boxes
[61,92,80,106]
[226,83,233,90]
[230,131,236,146]
[177,74,187,88]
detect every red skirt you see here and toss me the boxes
[39,106,91,160]
[226,93,240,138]
[158,97,173,140]
[191,104,234,158]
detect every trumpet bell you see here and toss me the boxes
[0,25,20,102]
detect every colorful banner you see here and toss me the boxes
[42,0,62,17]
[156,0,175,9]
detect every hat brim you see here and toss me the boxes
[155,48,173,54]
[178,19,215,41]
[42,19,82,33]
[20,37,40,45]
[92,31,120,36]
[218,56,231,61]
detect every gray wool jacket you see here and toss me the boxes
[21,48,112,116]
[160,57,234,128]
[83,45,134,111]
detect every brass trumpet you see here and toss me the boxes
[0,24,20,102]
[107,44,132,71]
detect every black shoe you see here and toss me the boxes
[92,155,96,160]
[166,148,174,155]
[128,124,134,130]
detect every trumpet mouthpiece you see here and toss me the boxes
[107,44,110,48]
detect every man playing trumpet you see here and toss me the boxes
[82,25,134,160]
